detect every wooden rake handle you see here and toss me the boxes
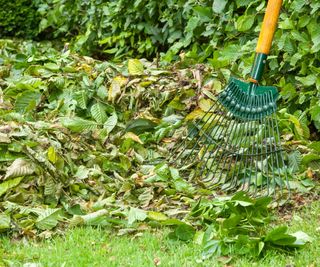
[256,0,282,54]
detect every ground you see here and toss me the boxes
[1,200,319,267]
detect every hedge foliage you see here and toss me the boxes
[0,0,41,38]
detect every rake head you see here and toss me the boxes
[219,77,278,121]
[170,78,290,198]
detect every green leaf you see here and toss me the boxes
[74,91,88,109]
[302,153,320,166]
[310,105,320,125]
[199,98,214,112]
[286,113,308,139]
[222,213,242,229]
[0,214,10,231]
[174,224,195,241]
[264,226,296,246]
[308,141,320,152]
[125,118,157,134]
[291,231,313,247]
[128,207,147,225]
[212,0,227,13]
[35,208,62,230]
[44,62,60,72]
[5,159,34,179]
[237,15,255,32]
[258,241,265,255]
[14,91,41,113]
[91,103,107,124]
[154,164,171,181]
[70,209,109,226]
[74,165,90,180]
[104,112,118,134]
[185,16,201,35]
[307,20,320,52]
[148,211,168,221]
[44,177,57,197]
[202,239,222,258]
[231,191,254,206]
[236,0,253,7]
[108,76,127,102]
[280,83,297,101]
[161,219,186,226]
[0,177,24,197]
[193,230,205,245]
[60,117,98,132]
[128,59,144,75]
[288,150,302,172]
[295,75,317,86]
[279,18,295,30]
[255,196,272,208]
[47,146,57,164]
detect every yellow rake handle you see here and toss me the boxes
[256,0,282,54]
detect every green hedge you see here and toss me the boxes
[38,0,246,59]
[0,0,41,38]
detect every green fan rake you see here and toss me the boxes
[169,0,290,197]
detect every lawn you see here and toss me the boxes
[1,200,319,267]
[1,0,320,266]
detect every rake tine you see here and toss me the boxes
[201,87,248,186]
[178,106,221,163]
[248,124,257,194]
[240,120,253,193]
[201,114,238,185]
[264,93,277,198]
[192,84,241,150]
[207,90,250,186]
[274,110,290,198]
[268,91,289,197]
[244,97,256,194]
[253,97,260,196]
[236,119,250,192]
[222,119,247,191]
[267,95,282,196]
[198,112,233,182]
[169,98,219,163]
[190,86,242,160]
[263,112,270,196]
[179,85,239,156]
[271,115,283,196]
[191,109,227,174]
[211,118,245,182]
[210,117,240,186]
[260,93,270,195]
[172,93,232,164]
[256,95,266,196]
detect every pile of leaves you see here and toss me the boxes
[0,40,317,259]
[8,0,316,144]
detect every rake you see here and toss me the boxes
[170,0,290,197]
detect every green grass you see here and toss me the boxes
[1,201,319,267]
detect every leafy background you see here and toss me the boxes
[0,38,317,259]
[1,0,320,137]
[0,0,319,261]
